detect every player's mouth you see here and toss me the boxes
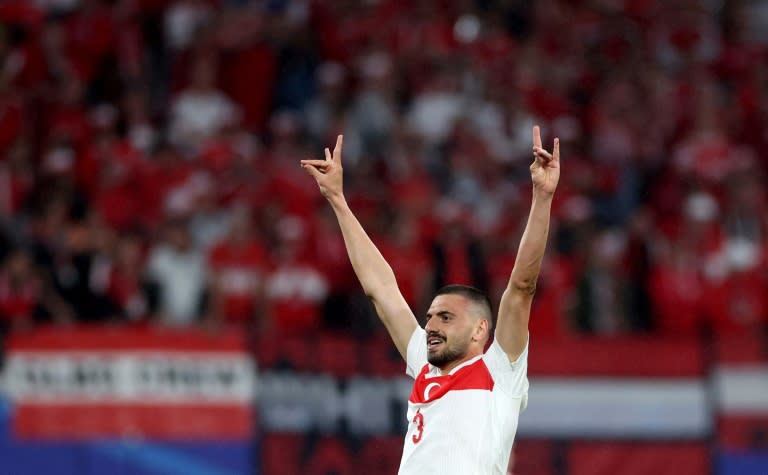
[427,336,445,350]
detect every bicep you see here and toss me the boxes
[370,288,419,361]
[495,287,533,363]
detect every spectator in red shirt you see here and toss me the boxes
[379,211,432,312]
[311,206,359,331]
[704,239,767,336]
[141,143,195,227]
[429,201,488,294]
[45,74,92,150]
[208,209,268,326]
[264,215,329,336]
[650,243,705,336]
[217,9,276,132]
[261,111,318,218]
[0,139,35,216]
[106,234,150,322]
[0,83,26,158]
[0,248,72,333]
[83,130,147,231]
[62,0,117,84]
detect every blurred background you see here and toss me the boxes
[0,0,766,474]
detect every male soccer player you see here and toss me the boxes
[301,126,560,475]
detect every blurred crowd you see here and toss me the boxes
[0,0,766,345]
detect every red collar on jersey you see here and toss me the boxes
[409,358,495,404]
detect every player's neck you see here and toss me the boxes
[437,348,482,375]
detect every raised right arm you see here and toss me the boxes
[302,136,418,359]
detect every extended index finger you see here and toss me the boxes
[532,126,542,149]
[333,135,344,162]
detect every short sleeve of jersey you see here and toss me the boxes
[405,326,428,378]
[482,335,530,410]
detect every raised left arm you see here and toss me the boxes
[496,126,560,361]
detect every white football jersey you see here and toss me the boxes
[398,327,529,475]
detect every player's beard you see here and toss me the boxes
[427,333,470,368]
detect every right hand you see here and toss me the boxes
[530,125,560,198]
[301,135,344,201]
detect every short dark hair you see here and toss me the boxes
[434,284,493,328]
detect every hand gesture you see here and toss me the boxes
[530,126,560,196]
[301,135,344,201]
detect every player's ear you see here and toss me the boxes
[473,318,489,342]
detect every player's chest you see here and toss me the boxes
[405,390,498,447]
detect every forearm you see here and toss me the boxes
[508,192,553,293]
[328,195,398,299]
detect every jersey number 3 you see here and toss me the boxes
[412,409,424,444]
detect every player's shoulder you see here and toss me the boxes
[482,336,529,375]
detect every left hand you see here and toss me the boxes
[530,125,560,196]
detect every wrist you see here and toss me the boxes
[532,189,555,203]
[327,193,347,209]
